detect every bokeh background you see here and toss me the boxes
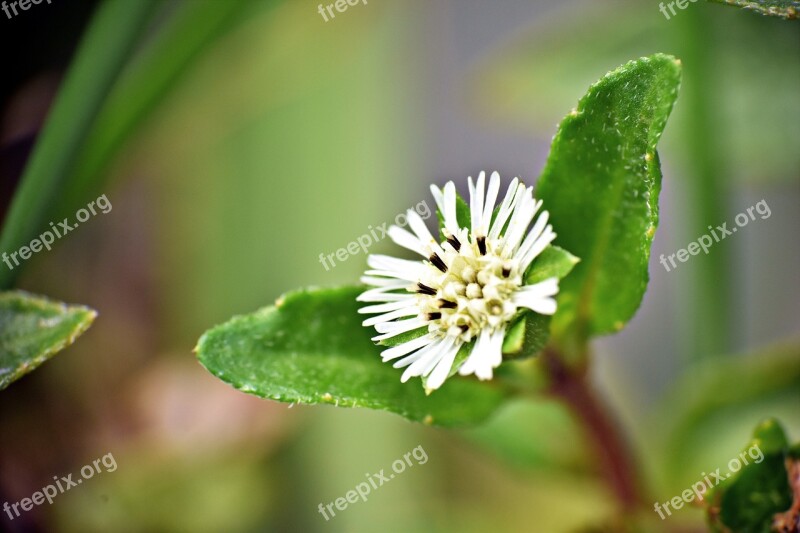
[0,0,798,531]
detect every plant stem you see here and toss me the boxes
[542,347,643,513]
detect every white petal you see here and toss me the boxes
[464,335,488,376]
[374,316,424,333]
[515,210,549,261]
[430,184,444,214]
[393,339,439,368]
[399,340,444,378]
[388,226,428,257]
[502,191,541,256]
[518,296,557,315]
[360,276,408,287]
[359,298,417,314]
[519,226,556,272]
[356,285,410,302]
[459,328,504,380]
[380,333,435,362]
[365,269,420,282]
[372,318,426,341]
[478,330,504,380]
[479,171,501,235]
[519,277,559,297]
[362,306,419,327]
[425,340,461,390]
[368,254,426,274]
[469,171,486,234]
[419,336,458,378]
[488,180,522,240]
[406,210,444,256]
[512,278,559,315]
[442,182,460,236]
[400,336,455,382]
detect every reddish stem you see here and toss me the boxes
[542,347,643,513]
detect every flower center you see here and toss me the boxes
[417,229,523,342]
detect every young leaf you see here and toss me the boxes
[535,54,681,339]
[502,245,580,358]
[706,0,800,19]
[523,245,580,285]
[196,286,509,427]
[0,291,96,390]
[706,418,795,532]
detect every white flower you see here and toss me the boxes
[357,172,559,391]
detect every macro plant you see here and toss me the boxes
[195,51,799,529]
[358,173,567,391]
[0,0,796,530]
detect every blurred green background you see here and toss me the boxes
[0,0,798,531]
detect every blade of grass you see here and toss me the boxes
[55,0,264,221]
[0,0,159,289]
[673,7,730,360]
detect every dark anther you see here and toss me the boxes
[426,312,442,321]
[477,236,487,255]
[446,234,461,251]
[430,253,448,273]
[437,299,457,309]
[502,266,511,277]
[416,283,436,295]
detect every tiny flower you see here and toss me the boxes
[358,171,559,391]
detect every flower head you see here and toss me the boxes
[358,171,559,391]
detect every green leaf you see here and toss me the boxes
[501,245,580,358]
[0,0,159,289]
[500,312,550,359]
[196,286,509,427]
[524,245,580,284]
[0,291,96,390]
[707,418,795,533]
[535,54,681,340]
[706,0,800,19]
